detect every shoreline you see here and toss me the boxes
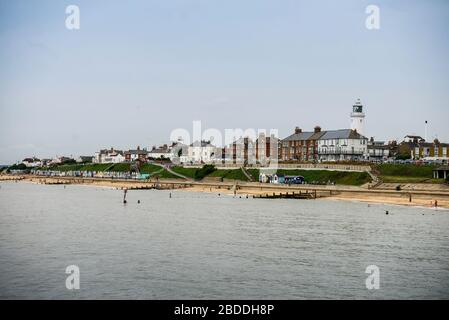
[2,174,449,209]
[178,184,449,210]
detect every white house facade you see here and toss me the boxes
[317,129,368,161]
[148,145,174,160]
[183,141,218,164]
[94,148,125,163]
[22,157,42,167]
[367,140,392,161]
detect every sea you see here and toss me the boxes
[1,181,448,299]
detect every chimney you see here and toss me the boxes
[295,127,302,134]
[137,146,140,151]
[314,126,321,133]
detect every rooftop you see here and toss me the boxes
[282,131,317,141]
[190,140,216,147]
[125,149,148,155]
[149,148,171,154]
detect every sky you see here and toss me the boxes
[0,0,448,164]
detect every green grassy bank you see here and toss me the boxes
[173,166,370,185]
[272,169,371,186]
[375,164,442,183]
[22,162,448,185]
[34,163,181,179]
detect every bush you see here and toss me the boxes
[7,163,28,171]
[194,165,216,180]
[61,159,77,165]
[395,154,411,160]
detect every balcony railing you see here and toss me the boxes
[318,149,365,155]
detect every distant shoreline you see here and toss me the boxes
[1,174,449,209]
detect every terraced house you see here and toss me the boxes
[411,138,449,161]
[124,146,148,162]
[280,126,324,161]
[219,133,279,165]
[255,133,279,166]
[317,129,368,161]
[367,139,397,161]
[224,137,255,165]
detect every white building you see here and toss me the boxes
[317,129,368,161]
[350,99,365,136]
[183,140,218,164]
[403,135,424,143]
[148,145,173,160]
[169,142,188,164]
[94,148,125,163]
[367,139,393,161]
[50,156,73,165]
[22,157,42,167]
[315,99,369,161]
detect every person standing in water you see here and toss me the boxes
[123,188,128,204]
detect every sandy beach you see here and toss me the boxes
[3,174,447,210]
[179,184,449,209]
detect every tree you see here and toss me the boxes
[7,163,29,172]
[395,154,411,160]
[62,158,77,165]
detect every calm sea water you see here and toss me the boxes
[1,181,449,299]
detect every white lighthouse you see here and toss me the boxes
[350,99,365,135]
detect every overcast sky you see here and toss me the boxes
[1,0,448,164]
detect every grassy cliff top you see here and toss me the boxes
[375,164,442,183]
[31,162,448,186]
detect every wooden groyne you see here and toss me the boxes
[254,191,315,199]
[0,175,24,181]
[40,179,71,185]
[127,184,191,190]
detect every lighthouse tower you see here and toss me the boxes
[350,99,365,135]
